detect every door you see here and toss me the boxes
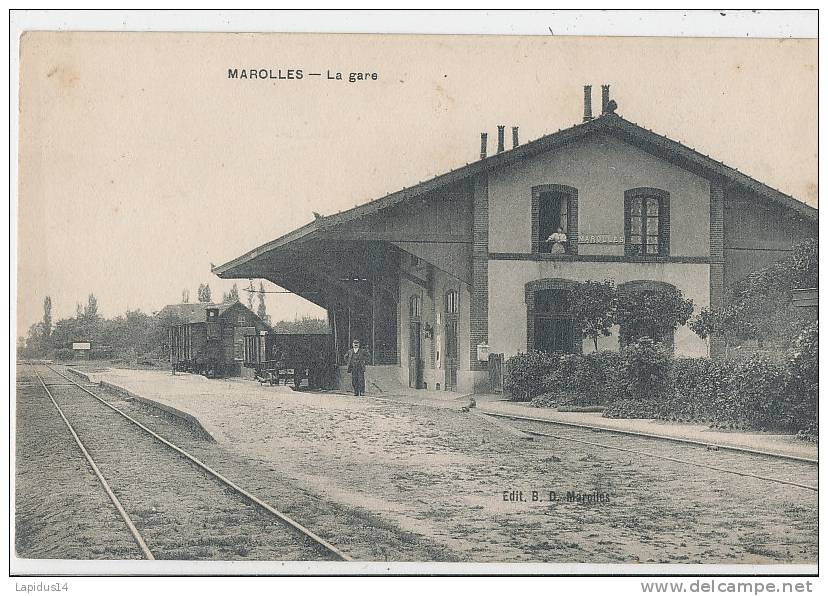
[408,322,423,388]
[444,319,458,391]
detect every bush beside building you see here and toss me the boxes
[505,323,818,439]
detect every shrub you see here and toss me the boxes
[619,338,673,401]
[616,286,694,344]
[522,351,623,407]
[785,322,818,437]
[53,348,74,361]
[661,357,727,423]
[614,348,816,436]
[569,351,622,405]
[603,398,659,419]
[713,357,788,431]
[504,351,560,401]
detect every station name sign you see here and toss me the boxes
[580,234,624,245]
[72,342,91,351]
[578,234,624,244]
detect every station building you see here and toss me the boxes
[214,87,818,394]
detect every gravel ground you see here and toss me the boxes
[15,367,143,559]
[18,364,818,563]
[151,384,816,564]
[19,366,334,561]
[15,365,457,562]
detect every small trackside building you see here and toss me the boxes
[214,88,817,394]
[160,300,271,378]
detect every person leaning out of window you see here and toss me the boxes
[546,227,568,254]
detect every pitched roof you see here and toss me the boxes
[157,300,265,326]
[156,302,212,324]
[214,112,817,277]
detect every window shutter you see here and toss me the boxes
[567,194,578,254]
[624,194,633,256]
[659,195,671,256]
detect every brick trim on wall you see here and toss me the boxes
[524,278,583,354]
[469,175,489,372]
[709,179,725,357]
[488,253,709,263]
[531,184,579,254]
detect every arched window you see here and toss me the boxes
[532,185,579,254]
[534,289,576,354]
[625,188,670,257]
[409,295,421,320]
[525,279,580,354]
[445,290,458,314]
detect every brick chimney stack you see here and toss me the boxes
[583,85,593,122]
[512,126,519,148]
[480,132,488,159]
[601,84,611,114]
[496,125,505,153]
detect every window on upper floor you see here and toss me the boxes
[445,290,458,315]
[409,295,421,320]
[532,185,578,255]
[624,188,670,257]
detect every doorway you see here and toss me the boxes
[409,322,423,388]
[444,290,459,391]
[408,296,423,389]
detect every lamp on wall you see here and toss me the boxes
[423,323,434,339]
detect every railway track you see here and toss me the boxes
[484,412,817,493]
[28,363,352,561]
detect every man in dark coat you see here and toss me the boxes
[345,338,371,396]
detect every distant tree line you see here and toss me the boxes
[19,287,328,362]
[18,293,170,362]
[269,316,329,334]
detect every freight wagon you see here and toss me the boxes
[242,331,335,389]
[161,301,271,378]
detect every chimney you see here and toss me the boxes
[496,125,505,153]
[512,126,519,148]
[583,85,593,122]
[601,84,610,114]
[480,132,488,159]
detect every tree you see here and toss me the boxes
[246,280,255,310]
[690,239,818,351]
[42,296,52,339]
[616,286,694,345]
[181,289,190,303]
[225,283,239,303]
[271,316,329,334]
[84,293,99,319]
[571,280,616,352]
[257,281,267,322]
[197,283,212,303]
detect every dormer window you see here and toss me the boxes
[625,188,670,257]
[532,185,578,254]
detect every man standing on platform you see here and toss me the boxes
[345,338,371,396]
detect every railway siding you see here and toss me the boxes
[69,366,816,564]
[32,365,344,561]
[15,367,144,560]
[68,367,215,442]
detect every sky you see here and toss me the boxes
[16,32,817,335]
